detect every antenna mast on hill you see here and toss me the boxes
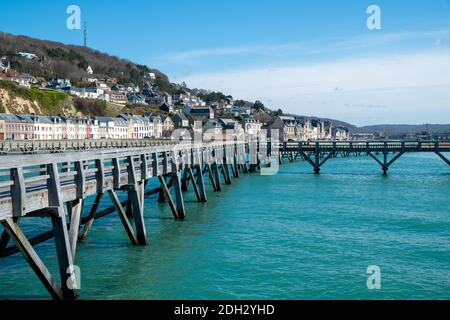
[83,22,88,47]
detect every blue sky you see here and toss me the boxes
[1,0,450,125]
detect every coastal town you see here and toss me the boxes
[0,53,350,142]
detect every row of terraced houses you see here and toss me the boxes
[0,55,349,142]
[0,113,166,141]
[0,111,349,142]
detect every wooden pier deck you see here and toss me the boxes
[0,139,449,299]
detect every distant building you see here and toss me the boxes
[183,105,214,120]
[145,72,156,80]
[0,113,33,140]
[47,78,71,90]
[162,92,172,106]
[124,83,140,93]
[128,93,147,105]
[16,114,55,140]
[161,115,175,138]
[111,84,127,94]
[145,113,163,138]
[219,118,243,140]
[333,127,349,141]
[267,116,304,142]
[203,119,223,141]
[172,113,190,129]
[15,73,36,88]
[17,52,38,60]
[119,114,152,139]
[0,58,10,73]
[160,102,173,113]
[109,92,128,105]
[86,65,94,75]
[242,117,262,137]
[97,116,129,139]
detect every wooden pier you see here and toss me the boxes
[0,141,249,299]
[278,140,450,175]
[0,139,449,299]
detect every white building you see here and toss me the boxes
[97,117,129,139]
[243,117,262,136]
[119,114,152,139]
[17,115,55,140]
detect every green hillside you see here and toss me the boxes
[0,32,183,94]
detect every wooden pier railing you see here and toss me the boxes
[0,139,177,154]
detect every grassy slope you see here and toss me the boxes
[0,79,74,114]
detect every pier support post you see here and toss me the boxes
[158,175,181,219]
[368,152,387,175]
[108,190,138,245]
[436,151,450,166]
[188,166,202,202]
[1,217,64,300]
[51,209,78,300]
[79,193,103,241]
[125,192,133,218]
[158,175,168,202]
[126,155,148,245]
[222,164,232,185]
[383,142,388,175]
[68,199,83,260]
[172,171,186,220]
[240,162,248,174]
[368,144,405,175]
[79,158,105,241]
[128,184,148,245]
[181,168,189,192]
[211,163,222,191]
[314,142,320,174]
[46,162,78,299]
[206,164,219,191]
[195,164,207,202]
[232,151,240,177]
[301,151,321,174]
[231,162,239,178]
[0,229,10,251]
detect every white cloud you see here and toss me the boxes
[163,28,450,64]
[176,50,450,126]
[164,47,254,63]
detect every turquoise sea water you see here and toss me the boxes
[0,153,449,299]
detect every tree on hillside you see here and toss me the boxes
[233,100,246,107]
[275,108,283,116]
[253,100,265,111]
[129,68,141,84]
[197,91,227,103]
